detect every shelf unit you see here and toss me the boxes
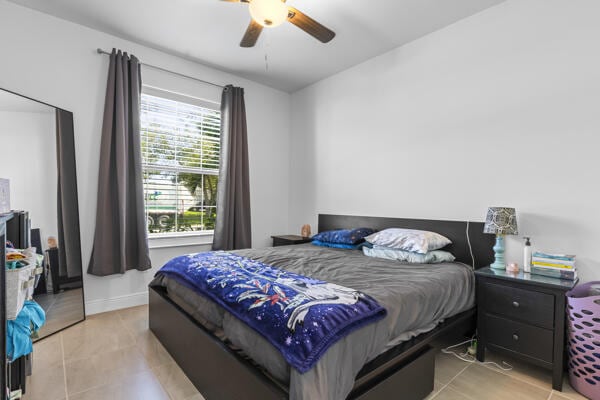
[1,212,15,400]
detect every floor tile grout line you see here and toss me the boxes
[460,361,555,399]
[435,385,479,400]
[430,362,471,399]
[117,307,171,369]
[60,333,69,400]
[471,356,560,393]
[66,367,154,398]
[61,309,147,398]
[440,361,554,400]
[115,308,139,343]
[109,307,175,398]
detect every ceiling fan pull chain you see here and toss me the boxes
[265,52,269,72]
[264,31,270,72]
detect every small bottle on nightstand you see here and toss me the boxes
[523,237,532,273]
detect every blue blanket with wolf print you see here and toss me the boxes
[156,251,387,373]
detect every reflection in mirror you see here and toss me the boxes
[0,88,85,340]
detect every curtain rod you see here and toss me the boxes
[96,48,225,89]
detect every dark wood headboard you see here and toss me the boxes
[318,214,495,269]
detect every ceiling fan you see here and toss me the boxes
[222,0,336,47]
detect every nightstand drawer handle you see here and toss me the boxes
[512,334,519,341]
[512,301,520,308]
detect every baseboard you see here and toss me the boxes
[85,291,148,315]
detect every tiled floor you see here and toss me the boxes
[34,288,84,339]
[22,305,587,400]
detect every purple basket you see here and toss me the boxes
[566,282,600,400]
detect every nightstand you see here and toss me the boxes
[475,267,578,391]
[271,235,312,247]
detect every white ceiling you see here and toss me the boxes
[8,0,505,92]
[0,89,54,113]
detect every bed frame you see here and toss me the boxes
[149,214,494,399]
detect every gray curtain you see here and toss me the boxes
[212,85,251,250]
[88,49,151,276]
[56,109,82,278]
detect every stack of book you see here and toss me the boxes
[531,252,577,280]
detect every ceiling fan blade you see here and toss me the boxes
[287,7,335,43]
[240,19,263,47]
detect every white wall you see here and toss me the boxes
[289,0,600,282]
[0,110,58,245]
[0,0,291,313]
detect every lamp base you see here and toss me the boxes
[490,234,506,270]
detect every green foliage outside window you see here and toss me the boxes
[141,94,220,234]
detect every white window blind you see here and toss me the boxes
[140,93,221,235]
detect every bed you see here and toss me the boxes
[149,214,494,400]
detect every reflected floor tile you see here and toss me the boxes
[65,345,150,395]
[118,304,149,335]
[152,361,201,400]
[23,361,67,400]
[136,331,175,368]
[433,386,478,400]
[556,377,588,400]
[435,351,470,385]
[481,349,553,390]
[449,364,551,400]
[31,333,62,369]
[425,380,446,400]
[22,333,67,400]
[62,311,135,361]
[69,370,169,400]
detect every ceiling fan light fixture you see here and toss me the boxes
[249,0,288,28]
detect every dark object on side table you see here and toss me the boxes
[271,235,312,247]
[475,266,578,391]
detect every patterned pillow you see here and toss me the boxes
[365,228,451,254]
[312,228,375,245]
[311,240,361,250]
[363,246,455,264]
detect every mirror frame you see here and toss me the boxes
[0,87,86,341]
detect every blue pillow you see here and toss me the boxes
[312,240,361,250]
[312,228,375,245]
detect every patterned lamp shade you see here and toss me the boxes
[483,207,518,235]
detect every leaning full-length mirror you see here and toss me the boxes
[0,88,85,340]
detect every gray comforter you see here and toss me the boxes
[150,244,475,400]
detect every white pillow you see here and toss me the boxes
[363,245,456,264]
[365,228,451,254]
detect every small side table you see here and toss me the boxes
[475,266,578,391]
[271,235,312,247]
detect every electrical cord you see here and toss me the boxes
[441,337,513,371]
[466,221,475,269]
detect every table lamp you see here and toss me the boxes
[483,207,518,270]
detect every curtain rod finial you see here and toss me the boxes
[96,48,104,54]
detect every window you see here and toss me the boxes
[140,91,220,235]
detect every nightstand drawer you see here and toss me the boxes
[482,282,554,329]
[483,314,554,363]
